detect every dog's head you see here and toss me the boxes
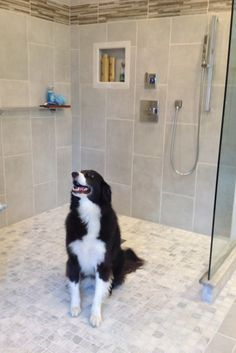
[71,170,111,205]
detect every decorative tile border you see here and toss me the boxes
[31,0,70,25]
[0,0,70,24]
[98,0,148,23]
[0,0,30,15]
[71,3,98,25]
[0,0,232,25]
[148,0,208,18]
[209,0,232,12]
[71,0,232,25]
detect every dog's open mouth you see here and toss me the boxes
[72,184,91,195]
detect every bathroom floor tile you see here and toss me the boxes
[0,205,236,353]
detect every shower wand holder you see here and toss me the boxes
[175,100,183,110]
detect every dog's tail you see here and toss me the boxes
[112,248,144,288]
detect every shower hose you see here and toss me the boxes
[170,67,206,176]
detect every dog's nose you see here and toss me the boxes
[71,171,79,179]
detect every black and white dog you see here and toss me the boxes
[65,170,144,327]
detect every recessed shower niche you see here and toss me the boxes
[93,41,131,89]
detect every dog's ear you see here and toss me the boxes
[102,181,111,204]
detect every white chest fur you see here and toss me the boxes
[69,198,105,275]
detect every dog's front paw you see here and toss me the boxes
[90,312,102,327]
[71,306,81,317]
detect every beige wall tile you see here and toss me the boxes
[2,117,31,156]
[81,105,105,149]
[0,80,29,108]
[109,182,131,216]
[6,189,34,225]
[106,119,133,185]
[106,87,135,120]
[57,147,72,206]
[29,44,53,83]
[107,21,137,45]
[0,10,28,80]
[71,50,80,115]
[72,115,81,170]
[34,181,57,214]
[71,25,80,49]
[79,23,106,84]
[54,23,70,49]
[81,85,106,109]
[193,164,217,235]
[32,118,56,184]
[0,157,5,195]
[54,48,71,83]
[167,44,202,124]
[5,154,33,195]
[56,113,72,147]
[171,14,208,44]
[81,148,105,176]
[214,165,236,237]
[132,155,162,222]
[137,18,170,48]
[28,17,54,45]
[161,192,194,231]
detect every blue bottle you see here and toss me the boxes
[46,87,56,105]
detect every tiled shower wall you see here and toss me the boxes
[0,0,231,234]
[0,7,72,227]
[71,12,231,235]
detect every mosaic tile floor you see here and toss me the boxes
[0,205,236,353]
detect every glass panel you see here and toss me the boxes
[209,2,236,278]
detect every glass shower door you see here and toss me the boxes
[209,0,236,279]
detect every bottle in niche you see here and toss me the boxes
[109,56,116,82]
[119,61,125,82]
[101,54,109,82]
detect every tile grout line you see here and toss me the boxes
[27,12,36,217]
[0,114,7,226]
[130,20,138,217]
[53,22,58,207]
[104,22,108,179]
[159,17,172,224]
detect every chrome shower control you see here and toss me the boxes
[145,73,157,89]
[140,100,159,122]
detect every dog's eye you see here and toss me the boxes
[91,174,95,179]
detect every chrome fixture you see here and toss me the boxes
[0,204,7,212]
[140,100,159,122]
[205,15,218,112]
[170,16,218,176]
[144,73,157,89]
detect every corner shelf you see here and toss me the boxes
[39,104,71,111]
